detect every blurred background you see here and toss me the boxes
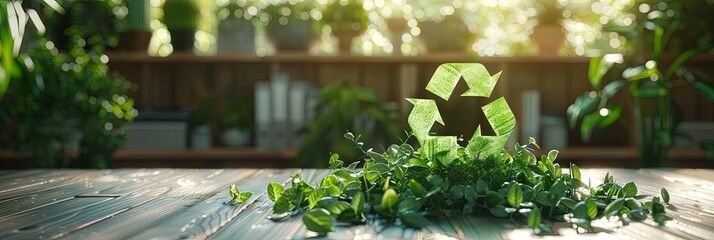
[0,0,712,169]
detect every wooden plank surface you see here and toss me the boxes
[0,168,713,239]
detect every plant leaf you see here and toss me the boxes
[237,192,253,203]
[528,207,541,229]
[400,212,431,227]
[398,198,423,213]
[604,198,626,216]
[382,188,399,210]
[507,183,523,208]
[351,191,365,214]
[267,182,284,202]
[570,164,581,181]
[409,179,426,197]
[661,188,670,204]
[303,208,334,235]
[621,182,638,198]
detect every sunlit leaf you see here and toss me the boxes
[303,208,334,235]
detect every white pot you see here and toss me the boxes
[191,125,212,150]
[222,128,250,148]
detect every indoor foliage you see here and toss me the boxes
[228,63,672,236]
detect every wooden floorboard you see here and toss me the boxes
[209,169,329,240]
[128,169,299,240]
[0,169,245,239]
[0,168,712,239]
[0,169,191,219]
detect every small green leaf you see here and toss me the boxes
[570,164,581,181]
[485,191,503,207]
[621,182,638,198]
[528,207,541,229]
[329,153,339,164]
[325,201,351,216]
[476,179,489,194]
[653,213,673,225]
[237,192,253,203]
[549,181,567,198]
[604,198,625,216]
[303,208,334,235]
[382,189,399,210]
[559,197,577,210]
[450,185,466,199]
[547,150,559,162]
[320,175,339,187]
[367,150,389,164]
[400,212,431,227]
[661,188,670,204]
[409,179,426,197]
[351,191,365,214]
[573,202,589,219]
[398,199,423,213]
[273,196,292,213]
[229,184,240,200]
[308,188,329,208]
[267,182,284,202]
[464,185,478,202]
[427,175,443,187]
[344,132,355,141]
[489,205,510,218]
[585,198,597,220]
[507,183,523,208]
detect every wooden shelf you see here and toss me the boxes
[106,52,714,64]
[0,148,296,169]
[106,52,592,64]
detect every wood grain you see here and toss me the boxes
[1,168,713,239]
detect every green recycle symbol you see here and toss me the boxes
[407,63,515,164]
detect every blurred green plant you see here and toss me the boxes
[319,0,368,32]
[42,0,127,50]
[162,0,200,50]
[0,1,136,168]
[1,38,137,168]
[295,81,402,168]
[219,100,253,131]
[261,0,312,25]
[189,98,216,128]
[0,0,57,101]
[567,0,714,167]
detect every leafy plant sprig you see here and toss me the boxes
[227,63,673,236]
[227,132,672,236]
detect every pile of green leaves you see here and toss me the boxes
[229,133,672,236]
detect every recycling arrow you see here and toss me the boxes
[407,63,515,164]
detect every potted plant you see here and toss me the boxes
[119,0,151,51]
[567,2,714,167]
[41,0,127,50]
[320,0,368,54]
[295,81,402,168]
[418,13,469,53]
[162,0,200,51]
[262,0,315,52]
[189,98,215,150]
[218,101,253,148]
[530,0,565,56]
[216,0,258,53]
